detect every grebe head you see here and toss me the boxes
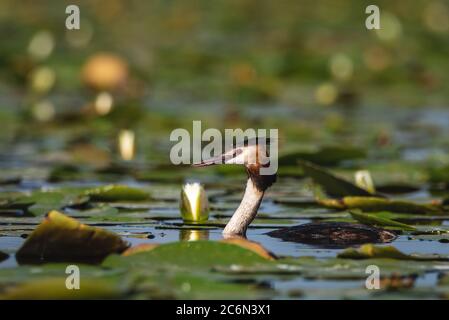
[192,138,276,192]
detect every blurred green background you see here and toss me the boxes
[0,0,448,168]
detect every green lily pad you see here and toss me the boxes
[84,185,151,202]
[2,190,89,216]
[350,210,416,231]
[131,272,273,299]
[321,196,443,215]
[103,241,271,270]
[216,255,444,280]
[66,205,120,218]
[0,277,122,300]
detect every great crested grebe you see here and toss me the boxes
[193,139,396,245]
[192,138,276,237]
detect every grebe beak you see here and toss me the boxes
[192,148,243,167]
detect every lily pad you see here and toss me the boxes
[84,185,151,202]
[320,196,443,215]
[129,271,274,300]
[16,211,129,264]
[300,161,378,197]
[2,191,89,216]
[338,244,449,261]
[350,210,416,231]
[0,277,121,300]
[103,241,271,270]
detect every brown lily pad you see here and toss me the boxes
[16,211,129,264]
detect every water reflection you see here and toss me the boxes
[179,229,210,241]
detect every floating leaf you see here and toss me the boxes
[338,244,449,261]
[0,263,123,285]
[85,185,151,202]
[103,241,271,270]
[16,211,129,264]
[300,161,377,197]
[3,190,88,216]
[0,277,121,299]
[217,256,442,280]
[131,271,273,300]
[338,244,415,260]
[350,210,416,231]
[67,204,119,218]
[322,196,443,215]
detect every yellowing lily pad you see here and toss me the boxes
[338,244,449,261]
[16,211,129,264]
[320,196,442,215]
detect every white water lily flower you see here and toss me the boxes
[355,170,376,194]
[180,183,209,222]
